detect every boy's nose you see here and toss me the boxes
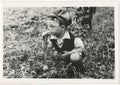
[50,31,54,35]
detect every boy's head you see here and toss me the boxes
[47,10,72,36]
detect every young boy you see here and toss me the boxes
[42,10,85,74]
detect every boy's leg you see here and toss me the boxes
[50,50,59,66]
[70,53,85,74]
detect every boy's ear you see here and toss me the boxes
[61,25,66,30]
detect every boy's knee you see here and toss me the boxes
[70,53,82,62]
[52,50,58,57]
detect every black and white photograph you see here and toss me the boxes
[3,6,115,79]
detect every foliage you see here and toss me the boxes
[3,7,114,78]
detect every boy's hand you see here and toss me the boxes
[42,31,51,37]
[42,31,51,41]
[61,51,71,59]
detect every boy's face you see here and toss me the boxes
[48,20,64,36]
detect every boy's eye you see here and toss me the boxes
[49,25,57,28]
[49,25,55,28]
[48,25,55,30]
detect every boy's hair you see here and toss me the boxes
[48,9,72,27]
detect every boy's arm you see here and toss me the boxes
[42,39,48,52]
[70,37,84,55]
[41,31,51,52]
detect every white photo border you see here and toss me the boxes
[0,0,119,84]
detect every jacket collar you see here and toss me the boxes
[50,31,70,40]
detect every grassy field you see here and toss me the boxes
[3,7,114,78]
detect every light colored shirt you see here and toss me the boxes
[48,31,84,55]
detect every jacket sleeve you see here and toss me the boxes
[72,37,84,54]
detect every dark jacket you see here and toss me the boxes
[50,32,75,54]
